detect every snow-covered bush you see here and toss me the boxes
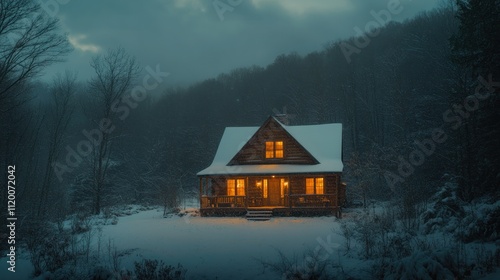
[421,182,465,234]
[261,249,336,280]
[460,200,500,242]
[339,220,355,253]
[349,205,405,259]
[380,250,457,280]
[24,221,78,277]
[70,214,93,234]
[353,212,378,258]
[472,244,500,275]
[159,184,181,216]
[421,182,500,242]
[344,182,500,279]
[134,259,186,280]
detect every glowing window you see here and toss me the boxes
[306,177,324,194]
[265,141,284,158]
[275,141,283,158]
[265,141,274,158]
[280,178,288,198]
[315,178,324,194]
[227,179,235,196]
[236,179,245,196]
[306,178,315,194]
[263,179,268,198]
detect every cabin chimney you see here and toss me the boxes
[274,114,291,125]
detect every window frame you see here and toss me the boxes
[227,178,245,196]
[306,178,315,194]
[275,141,284,158]
[227,179,235,196]
[262,179,268,198]
[265,140,284,159]
[236,179,245,196]
[305,177,325,195]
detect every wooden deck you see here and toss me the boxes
[201,194,338,208]
[200,206,341,218]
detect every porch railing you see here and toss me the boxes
[288,194,336,208]
[201,194,336,208]
[201,196,246,208]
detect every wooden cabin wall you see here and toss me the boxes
[206,173,341,196]
[325,175,338,195]
[289,176,306,194]
[288,174,339,195]
[209,176,262,196]
[229,119,317,165]
[210,176,227,196]
[247,177,262,198]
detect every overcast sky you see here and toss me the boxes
[41,0,439,86]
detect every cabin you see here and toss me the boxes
[197,116,345,217]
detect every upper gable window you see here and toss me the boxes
[265,141,284,159]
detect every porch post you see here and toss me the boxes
[336,175,340,208]
[288,175,292,209]
[199,177,203,208]
[336,174,340,217]
[245,177,249,208]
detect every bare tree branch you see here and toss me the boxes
[0,0,71,111]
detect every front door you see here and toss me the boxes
[268,179,281,206]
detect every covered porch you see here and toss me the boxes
[198,174,345,217]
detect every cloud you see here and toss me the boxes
[68,34,101,53]
[41,0,439,85]
[250,0,354,15]
[173,0,208,12]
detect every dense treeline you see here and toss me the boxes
[0,1,498,227]
[147,6,479,204]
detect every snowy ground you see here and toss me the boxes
[1,203,368,280]
[103,208,348,279]
[2,199,498,279]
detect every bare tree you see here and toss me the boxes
[345,151,380,207]
[0,0,70,222]
[37,72,77,218]
[88,47,139,214]
[0,0,71,112]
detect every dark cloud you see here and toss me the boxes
[41,0,439,86]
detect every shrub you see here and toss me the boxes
[380,251,457,280]
[461,203,500,242]
[134,259,186,280]
[261,248,340,280]
[24,221,77,276]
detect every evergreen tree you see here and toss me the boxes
[450,0,500,199]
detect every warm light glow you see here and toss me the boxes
[265,141,284,158]
[306,177,324,194]
[263,179,268,198]
[316,178,324,194]
[227,179,235,196]
[280,178,285,198]
[265,141,274,158]
[306,178,314,194]
[275,141,283,158]
[237,179,245,196]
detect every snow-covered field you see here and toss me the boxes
[101,208,348,279]
[1,204,362,280]
[2,199,498,279]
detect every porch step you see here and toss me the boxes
[246,210,273,221]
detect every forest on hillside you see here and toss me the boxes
[0,0,498,259]
[1,0,499,278]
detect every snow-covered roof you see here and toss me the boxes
[197,118,343,176]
